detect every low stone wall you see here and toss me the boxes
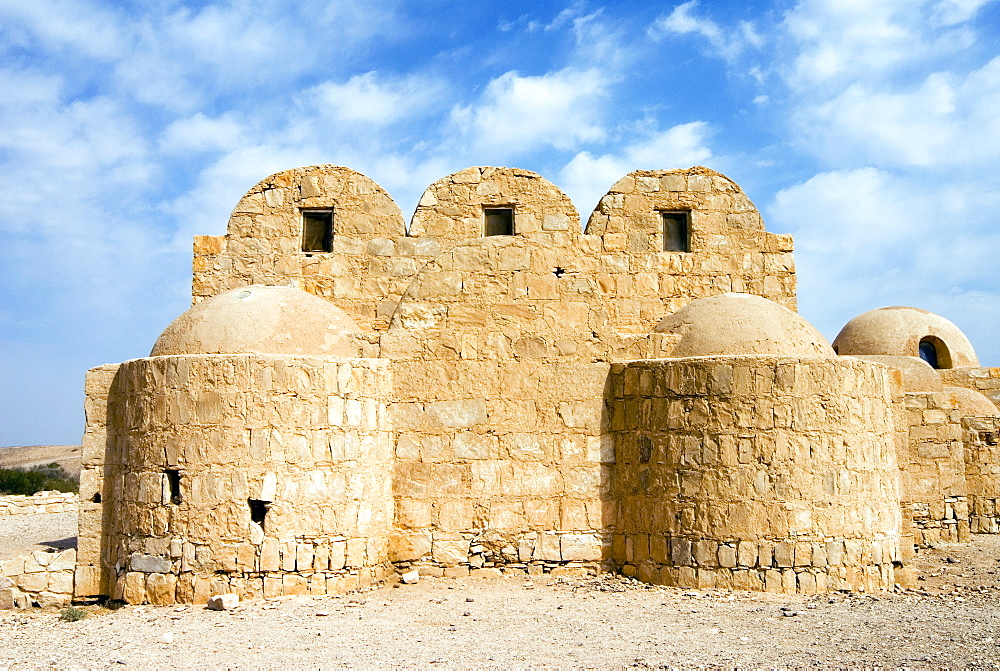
[0,549,76,608]
[0,491,78,517]
[902,391,969,545]
[964,417,1000,533]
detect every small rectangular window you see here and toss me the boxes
[302,209,333,252]
[661,211,690,252]
[164,469,181,505]
[484,207,514,236]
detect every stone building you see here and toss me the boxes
[73,165,1000,604]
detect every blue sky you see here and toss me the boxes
[2,0,1000,445]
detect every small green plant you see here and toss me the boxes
[59,607,88,622]
[0,464,78,496]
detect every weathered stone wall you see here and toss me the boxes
[584,168,796,333]
[1,549,76,608]
[941,368,1000,409]
[901,390,970,545]
[387,359,612,575]
[192,165,425,331]
[608,357,901,593]
[194,166,797,341]
[0,491,77,517]
[409,167,582,249]
[76,355,394,604]
[963,417,1000,533]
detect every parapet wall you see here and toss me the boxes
[608,356,902,593]
[193,165,797,338]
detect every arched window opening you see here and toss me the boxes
[919,336,952,369]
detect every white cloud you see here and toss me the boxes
[450,68,609,155]
[650,1,760,62]
[780,0,985,92]
[793,55,1000,168]
[767,167,1000,353]
[159,112,244,155]
[303,72,445,126]
[0,0,127,61]
[560,122,713,216]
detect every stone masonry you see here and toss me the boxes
[71,164,1000,605]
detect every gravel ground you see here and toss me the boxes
[0,512,77,560]
[2,536,1000,668]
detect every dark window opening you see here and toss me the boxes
[164,469,182,505]
[553,267,566,277]
[302,209,333,253]
[982,431,998,446]
[919,336,952,369]
[248,499,269,528]
[91,493,101,503]
[661,211,690,252]
[484,207,514,236]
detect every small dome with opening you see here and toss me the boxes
[832,306,978,369]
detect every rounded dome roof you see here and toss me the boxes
[654,293,834,358]
[832,306,978,368]
[151,285,360,356]
[944,387,1000,418]
[847,355,943,392]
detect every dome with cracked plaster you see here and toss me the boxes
[654,293,834,358]
[151,285,360,356]
[832,306,978,369]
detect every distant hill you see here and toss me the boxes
[0,445,81,479]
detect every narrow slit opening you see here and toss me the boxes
[164,469,182,505]
[248,499,269,529]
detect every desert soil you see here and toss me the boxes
[3,513,1000,668]
[0,445,81,478]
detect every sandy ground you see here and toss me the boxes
[3,524,1000,667]
[0,445,81,479]
[0,512,77,560]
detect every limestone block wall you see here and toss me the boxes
[194,166,798,343]
[387,359,613,574]
[0,491,78,517]
[901,390,970,545]
[608,357,902,593]
[409,167,583,250]
[584,168,797,333]
[1,549,76,608]
[192,166,428,330]
[76,354,393,605]
[941,368,1000,409]
[963,417,1000,533]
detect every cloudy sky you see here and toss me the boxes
[2,0,999,446]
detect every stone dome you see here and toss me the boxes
[847,355,943,392]
[151,285,360,356]
[832,306,978,369]
[654,293,834,358]
[944,387,1000,418]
